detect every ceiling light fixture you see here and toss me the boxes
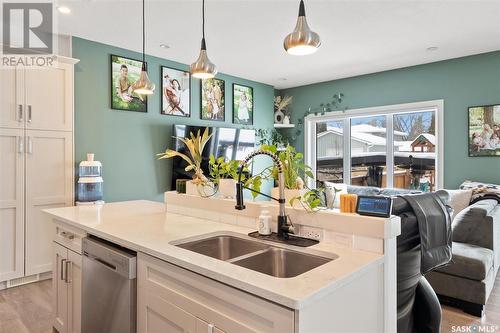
[57,6,71,14]
[160,44,170,49]
[190,0,217,79]
[133,0,155,95]
[284,0,321,56]
[426,46,439,52]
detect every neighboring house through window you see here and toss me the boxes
[304,100,444,192]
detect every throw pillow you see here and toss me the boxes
[324,182,348,209]
[459,180,500,203]
[447,189,473,220]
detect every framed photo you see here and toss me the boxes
[468,104,500,157]
[110,54,147,112]
[161,66,191,117]
[233,84,253,125]
[200,78,225,121]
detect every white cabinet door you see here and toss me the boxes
[24,63,73,131]
[0,67,24,129]
[138,289,197,333]
[25,130,73,275]
[53,242,68,333]
[67,250,82,333]
[0,128,25,282]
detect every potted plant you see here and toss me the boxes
[259,144,317,208]
[157,127,213,196]
[208,155,263,199]
[274,95,293,124]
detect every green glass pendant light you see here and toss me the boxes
[284,0,321,56]
[190,0,217,79]
[133,0,155,95]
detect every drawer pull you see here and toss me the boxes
[60,231,75,240]
[60,259,66,281]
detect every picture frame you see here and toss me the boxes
[468,104,500,157]
[161,66,191,117]
[233,83,254,125]
[110,54,148,113]
[200,78,225,121]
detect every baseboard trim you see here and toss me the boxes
[0,271,52,290]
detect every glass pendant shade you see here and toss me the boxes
[284,0,321,55]
[133,63,155,95]
[190,38,217,79]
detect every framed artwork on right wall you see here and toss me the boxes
[468,104,500,157]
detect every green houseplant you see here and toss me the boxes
[208,155,263,199]
[261,144,324,211]
[157,127,213,195]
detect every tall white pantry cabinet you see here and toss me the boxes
[0,58,78,287]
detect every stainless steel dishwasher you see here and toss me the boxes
[82,236,137,333]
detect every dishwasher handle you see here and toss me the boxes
[85,253,117,271]
[82,237,137,279]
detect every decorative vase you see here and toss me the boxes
[274,110,284,124]
[283,115,290,125]
[185,181,215,197]
[218,179,237,199]
[271,187,303,207]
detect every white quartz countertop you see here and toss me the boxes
[44,200,385,309]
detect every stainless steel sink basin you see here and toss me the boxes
[232,247,333,278]
[175,233,336,278]
[176,235,269,261]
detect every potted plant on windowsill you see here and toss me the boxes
[157,127,214,196]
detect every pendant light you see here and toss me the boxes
[190,0,217,79]
[133,0,155,95]
[283,0,321,56]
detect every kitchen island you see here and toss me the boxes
[44,199,400,333]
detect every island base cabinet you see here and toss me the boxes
[137,253,294,333]
[52,242,82,333]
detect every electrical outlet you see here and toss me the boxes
[297,225,323,241]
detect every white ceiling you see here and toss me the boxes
[57,0,500,89]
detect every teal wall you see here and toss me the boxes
[73,37,275,202]
[281,51,500,188]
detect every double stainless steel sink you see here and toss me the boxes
[175,233,337,278]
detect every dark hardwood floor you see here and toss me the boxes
[1,275,499,332]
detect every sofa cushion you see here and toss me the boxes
[435,242,494,281]
[380,188,421,196]
[346,184,381,196]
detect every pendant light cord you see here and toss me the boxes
[202,0,205,39]
[142,0,146,64]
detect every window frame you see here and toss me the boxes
[304,100,444,189]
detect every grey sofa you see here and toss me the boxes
[344,184,500,317]
[426,196,500,316]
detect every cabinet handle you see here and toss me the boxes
[60,231,75,240]
[27,105,32,123]
[65,261,72,283]
[27,136,32,154]
[17,136,24,154]
[60,259,66,281]
[17,105,23,122]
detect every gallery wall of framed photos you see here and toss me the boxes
[74,37,275,202]
[110,53,257,127]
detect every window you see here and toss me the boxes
[305,100,443,192]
